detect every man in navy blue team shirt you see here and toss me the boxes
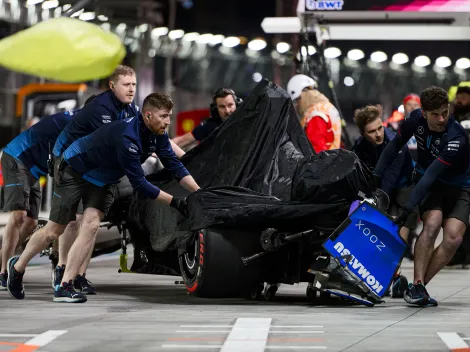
[0,96,95,291]
[7,92,201,303]
[375,86,470,307]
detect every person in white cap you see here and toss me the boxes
[287,74,342,153]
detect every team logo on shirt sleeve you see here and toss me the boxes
[417,126,424,134]
[447,140,460,152]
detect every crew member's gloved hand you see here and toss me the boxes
[394,207,412,228]
[170,197,189,218]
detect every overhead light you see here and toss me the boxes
[209,34,225,46]
[414,55,431,67]
[101,23,110,31]
[324,47,341,59]
[62,3,71,11]
[370,51,387,63]
[222,36,240,48]
[41,0,58,9]
[344,76,355,87]
[168,29,184,40]
[151,27,168,39]
[26,0,43,5]
[436,56,452,68]
[79,11,95,21]
[196,33,213,44]
[252,72,263,82]
[347,49,365,61]
[392,53,409,64]
[148,49,156,58]
[276,42,290,54]
[183,32,199,42]
[97,15,108,21]
[456,58,470,69]
[116,23,127,33]
[138,24,148,33]
[248,38,267,51]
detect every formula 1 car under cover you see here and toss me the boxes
[126,79,405,306]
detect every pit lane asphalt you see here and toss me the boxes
[0,251,469,352]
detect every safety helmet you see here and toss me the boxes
[286,74,318,101]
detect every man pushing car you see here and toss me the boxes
[7,92,200,303]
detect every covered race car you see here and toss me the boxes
[127,79,406,306]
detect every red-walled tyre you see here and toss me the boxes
[178,228,262,298]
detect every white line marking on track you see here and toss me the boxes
[162,345,223,349]
[24,330,68,347]
[179,325,324,328]
[437,332,470,350]
[176,330,325,334]
[161,346,327,350]
[220,318,271,352]
[0,334,38,337]
[463,338,470,341]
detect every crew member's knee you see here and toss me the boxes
[443,220,466,250]
[66,214,83,234]
[23,217,38,234]
[421,211,442,239]
[8,210,28,228]
[43,222,67,244]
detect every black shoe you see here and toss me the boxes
[404,281,437,307]
[391,275,408,298]
[52,265,65,290]
[0,272,7,290]
[6,256,25,299]
[73,274,96,295]
[53,280,87,303]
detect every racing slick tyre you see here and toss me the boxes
[179,228,263,298]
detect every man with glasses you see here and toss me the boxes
[374,86,470,307]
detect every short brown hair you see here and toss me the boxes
[420,86,449,111]
[142,92,174,111]
[353,104,383,133]
[110,65,135,82]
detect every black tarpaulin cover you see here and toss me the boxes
[128,79,374,252]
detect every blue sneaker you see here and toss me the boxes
[391,275,408,298]
[52,265,65,290]
[74,274,96,295]
[6,256,25,299]
[0,272,7,290]
[404,281,437,307]
[53,281,87,303]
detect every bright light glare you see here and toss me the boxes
[436,56,452,68]
[324,47,341,59]
[248,39,267,51]
[151,27,168,38]
[41,0,58,9]
[370,51,387,63]
[347,49,364,61]
[183,32,200,42]
[197,33,213,44]
[222,36,240,48]
[276,42,290,54]
[456,58,470,69]
[392,53,409,64]
[344,76,354,86]
[168,29,185,40]
[414,55,431,67]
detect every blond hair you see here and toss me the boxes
[298,89,329,117]
[110,65,135,83]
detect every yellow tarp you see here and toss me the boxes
[0,17,126,82]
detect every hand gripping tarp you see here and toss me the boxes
[0,17,125,82]
[128,79,374,252]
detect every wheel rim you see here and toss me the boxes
[182,236,199,278]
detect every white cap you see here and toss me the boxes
[286,74,318,101]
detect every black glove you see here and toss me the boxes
[170,197,189,218]
[394,207,412,228]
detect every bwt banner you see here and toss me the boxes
[305,0,470,11]
[323,202,407,297]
